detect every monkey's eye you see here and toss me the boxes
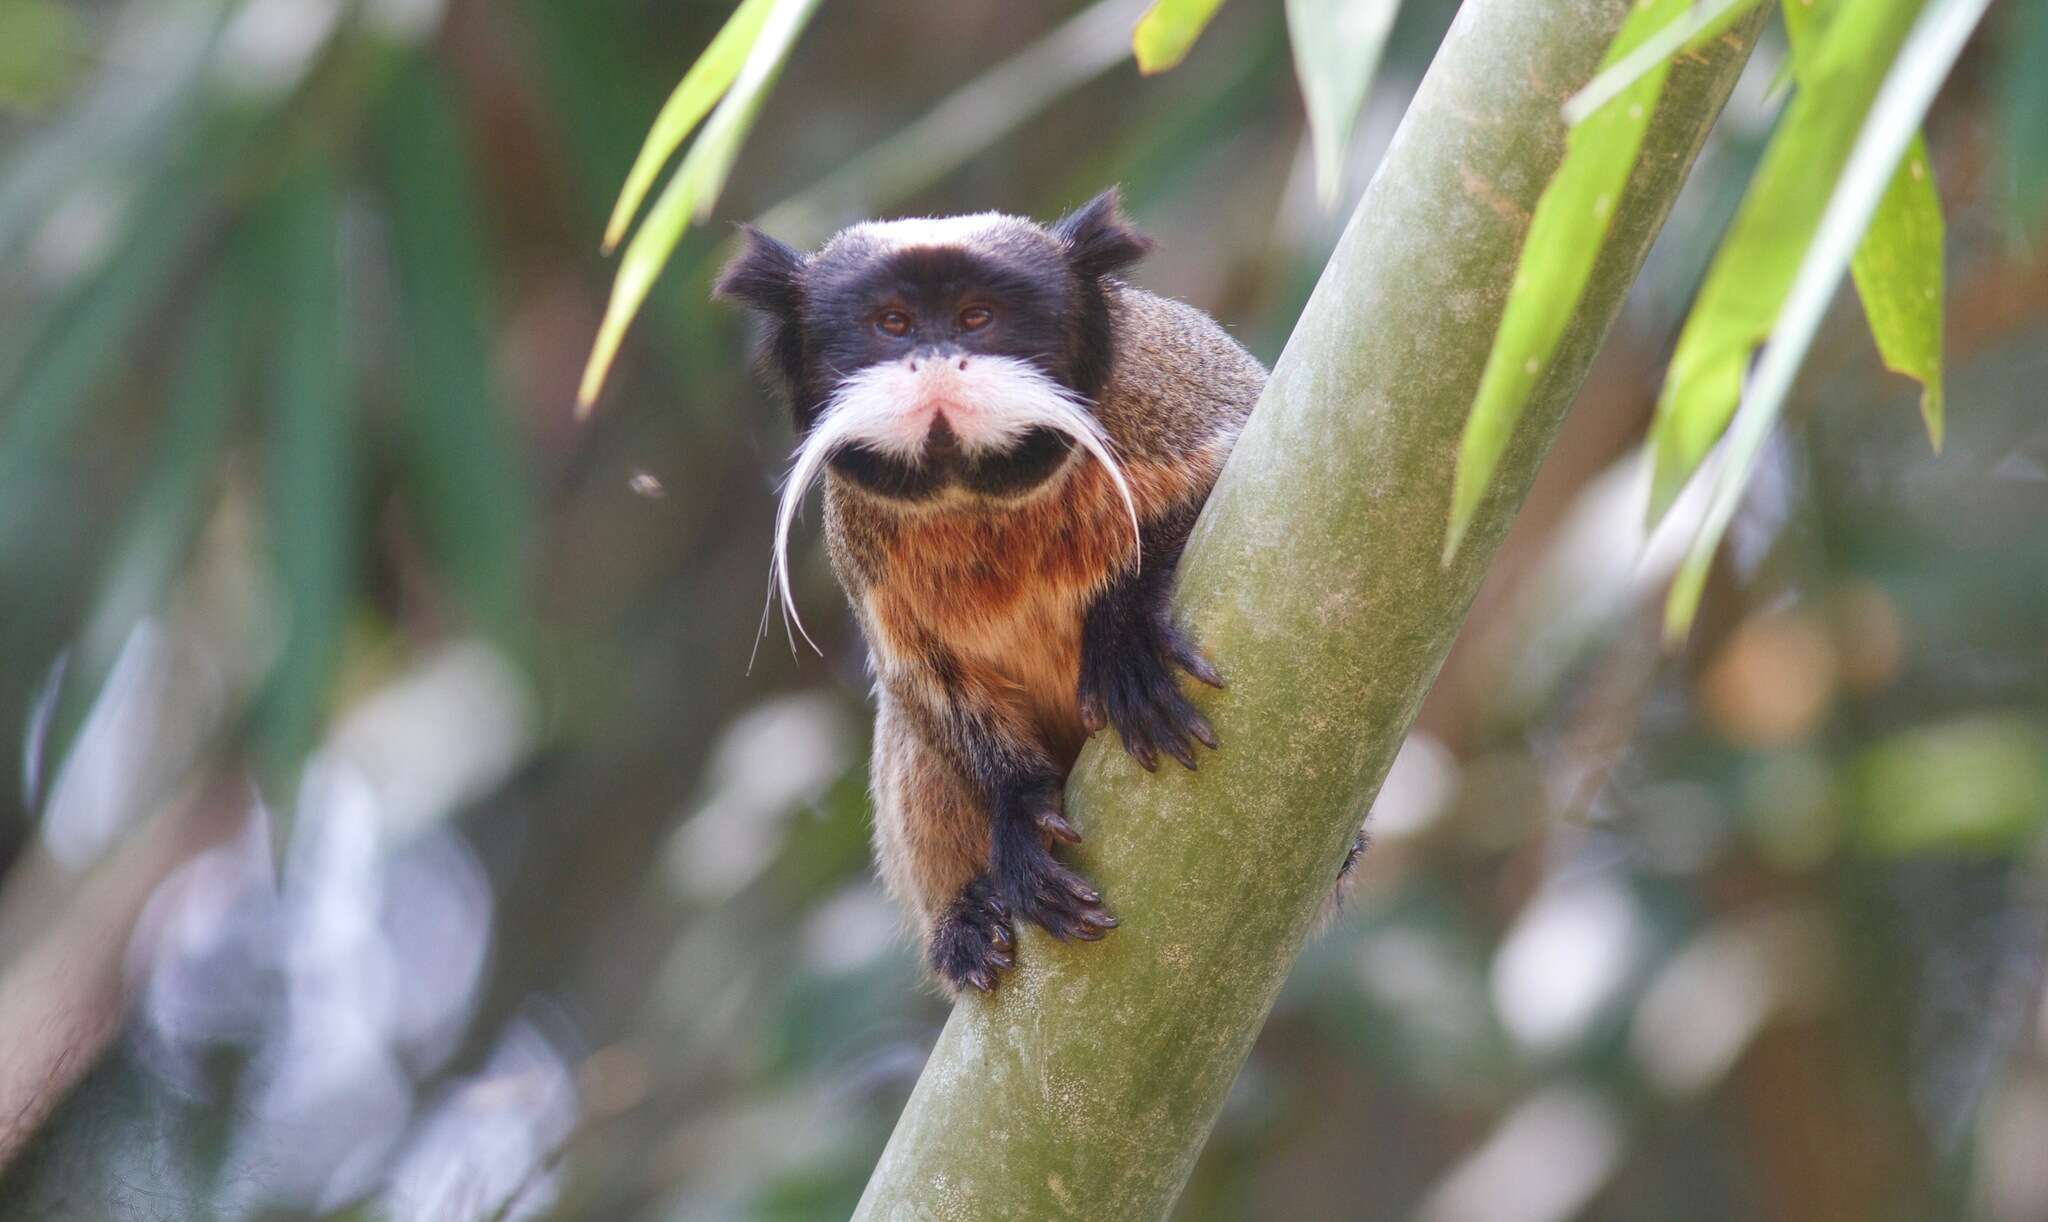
[958,305,993,332]
[875,310,912,338]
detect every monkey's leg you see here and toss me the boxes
[872,696,1016,993]
[904,678,1118,953]
[1077,500,1224,770]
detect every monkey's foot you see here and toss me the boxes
[1077,616,1222,771]
[929,877,1014,994]
[993,834,1118,945]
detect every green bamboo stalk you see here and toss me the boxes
[853,3,1761,1218]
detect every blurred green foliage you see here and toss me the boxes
[0,0,80,110]
[1133,0,1232,74]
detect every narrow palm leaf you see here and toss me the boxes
[1665,0,1990,640]
[1284,0,1400,207]
[601,0,776,253]
[578,0,821,415]
[1446,0,1693,561]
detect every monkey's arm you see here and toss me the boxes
[1076,498,1225,770]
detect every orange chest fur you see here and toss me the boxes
[840,462,1143,742]
[830,453,1216,743]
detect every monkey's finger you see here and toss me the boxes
[1038,867,1100,907]
[1163,688,1219,752]
[1131,701,1193,770]
[1034,900,1082,941]
[1114,697,1167,770]
[1169,638,1225,689]
[1157,729,1199,771]
[1068,897,1118,940]
[986,946,1013,971]
[965,968,997,993]
[1078,692,1108,734]
[1120,724,1160,771]
[1036,808,1082,845]
[1024,889,1114,943]
[988,920,1012,950]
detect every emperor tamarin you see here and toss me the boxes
[716,189,1269,994]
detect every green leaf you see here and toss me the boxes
[81,275,242,663]
[252,170,356,778]
[1561,0,1767,127]
[1284,0,1399,208]
[0,0,81,110]
[1645,0,1931,521]
[1790,0,1945,453]
[1854,716,2048,856]
[377,60,530,648]
[1850,135,1944,450]
[1665,0,1990,641]
[0,156,209,544]
[601,0,776,254]
[578,0,822,414]
[1132,0,1229,75]
[1445,0,1691,562]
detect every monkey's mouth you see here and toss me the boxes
[921,413,965,459]
[828,420,1075,500]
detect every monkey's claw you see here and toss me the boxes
[1035,806,1082,845]
[929,877,1016,994]
[1077,616,1221,772]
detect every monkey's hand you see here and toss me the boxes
[992,791,1119,946]
[1077,612,1223,771]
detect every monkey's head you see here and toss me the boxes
[717,189,1151,640]
[715,188,1155,490]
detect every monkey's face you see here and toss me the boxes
[794,237,1095,502]
[716,192,1153,507]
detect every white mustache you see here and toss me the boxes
[768,355,1141,655]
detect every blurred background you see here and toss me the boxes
[2,0,2046,1218]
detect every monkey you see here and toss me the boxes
[715,189,1273,995]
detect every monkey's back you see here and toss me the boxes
[1093,286,1265,460]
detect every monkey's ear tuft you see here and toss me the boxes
[714,225,806,319]
[1052,188,1154,281]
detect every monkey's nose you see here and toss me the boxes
[908,347,965,374]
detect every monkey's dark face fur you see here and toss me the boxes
[714,195,1152,505]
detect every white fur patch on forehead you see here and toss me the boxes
[830,212,1040,255]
